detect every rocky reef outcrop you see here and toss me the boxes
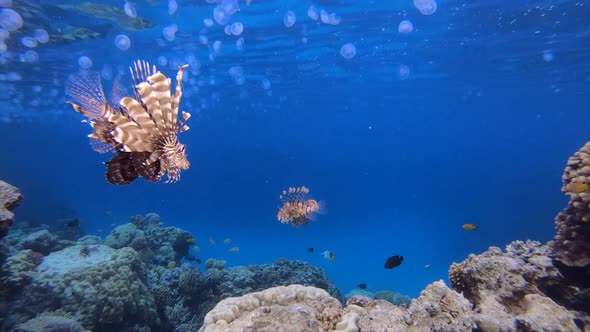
[201,240,589,332]
[0,180,22,241]
[150,257,342,330]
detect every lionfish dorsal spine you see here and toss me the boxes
[119,96,158,134]
[171,65,189,131]
[146,72,174,135]
[108,112,152,152]
[130,60,156,100]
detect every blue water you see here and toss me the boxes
[1,0,589,298]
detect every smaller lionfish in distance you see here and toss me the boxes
[277,186,322,227]
[66,60,191,184]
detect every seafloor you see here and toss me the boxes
[1,143,590,331]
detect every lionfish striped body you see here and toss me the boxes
[277,186,320,227]
[66,60,191,184]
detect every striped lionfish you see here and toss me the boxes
[277,186,322,227]
[66,60,191,184]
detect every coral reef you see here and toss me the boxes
[553,141,590,268]
[199,284,342,332]
[106,213,194,266]
[0,180,23,240]
[13,310,87,332]
[2,245,159,330]
[449,240,587,331]
[152,257,342,330]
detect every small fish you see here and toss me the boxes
[195,258,202,264]
[228,246,240,253]
[462,223,477,231]
[569,182,589,194]
[223,238,232,245]
[185,255,196,261]
[357,283,368,289]
[424,264,431,269]
[193,245,200,252]
[384,255,404,269]
[277,186,323,227]
[322,250,336,262]
[307,247,314,253]
[209,236,215,246]
[104,210,112,216]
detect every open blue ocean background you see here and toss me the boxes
[0,0,589,298]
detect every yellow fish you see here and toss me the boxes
[209,236,215,246]
[223,238,232,245]
[462,223,477,231]
[569,182,589,194]
[228,246,240,253]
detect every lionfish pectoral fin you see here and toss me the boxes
[131,152,162,182]
[291,216,311,228]
[104,152,139,185]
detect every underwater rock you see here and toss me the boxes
[52,218,85,241]
[152,258,342,330]
[449,240,585,331]
[407,280,475,331]
[553,141,590,268]
[13,309,87,332]
[199,284,343,332]
[18,229,69,255]
[104,223,144,249]
[14,245,159,330]
[0,180,23,240]
[0,249,43,288]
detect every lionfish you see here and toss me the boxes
[66,60,191,184]
[277,186,321,227]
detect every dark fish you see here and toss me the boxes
[185,255,196,261]
[307,247,314,253]
[384,255,404,269]
[358,283,367,289]
[195,259,202,264]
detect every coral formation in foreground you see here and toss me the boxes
[553,141,590,267]
[0,180,23,240]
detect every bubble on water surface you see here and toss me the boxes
[168,0,178,16]
[34,29,49,43]
[236,37,244,50]
[23,50,39,63]
[0,8,23,32]
[340,43,356,59]
[204,18,214,27]
[399,64,410,80]
[163,24,178,41]
[414,0,437,15]
[78,56,93,69]
[284,11,296,27]
[231,22,243,36]
[542,49,553,62]
[115,34,131,50]
[398,20,414,33]
[308,6,319,20]
[123,1,137,18]
[21,36,37,48]
[158,55,168,66]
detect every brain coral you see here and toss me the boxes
[553,141,590,267]
[199,284,342,332]
[28,245,158,329]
